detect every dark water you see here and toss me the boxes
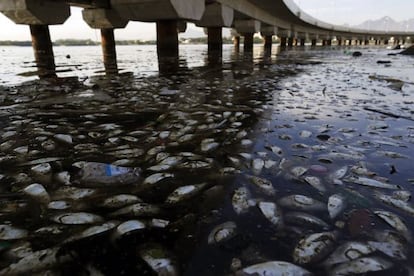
[0,45,413,275]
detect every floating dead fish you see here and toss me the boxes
[0,224,28,240]
[368,240,407,260]
[247,175,276,196]
[258,202,283,228]
[291,166,308,178]
[165,183,207,204]
[345,176,399,189]
[139,244,178,276]
[51,212,103,225]
[54,171,71,185]
[266,145,283,156]
[65,221,119,243]
[322,241,375,268]
[143,173,174,186]
[252,159,264,174]
[303,176,326,193]
[52,186,97,200]
[201,138,219,152]
[374,210,412,241]
[237,261,312,276]
[48,200,71,210]
[111,220,146,240]
[299,130,312,138]
[0,247,73,275]
[328,194,346,219]
[109,203,161,218]
[278,195,326,212]
[21,157,62,166]
[328,256,393,275]
[328,166,348,185]
[54,134,73,144]
[208,221,237,244]
[392,190,411,202]
[98,194,142,209]
[293,231,337,264]
[176,160,212,169]
[285,211,329,230]
[375,193,414,216]
[232,187,251,215]
[23,183,50,204]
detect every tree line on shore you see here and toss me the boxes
[0,36,267,46]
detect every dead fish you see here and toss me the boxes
[139,244,178,276]
[328,194,346,219]
[265,145,283,156]
[392,190,411,202]
[208,221,237,244]
[109,203,161,218]
[293,231,337,264]
[54,171,71,185]
[51,212,103,225]
[232,187,251,215]
[328,256,393,275]
[345,176,399,189]
[65,221,119,243]
[54,134,73,144]
[176,160,212,169]
[23,183,50,205]
[0,247,73,275]
[278,195,326,212]
[111,220,146,240]
[374,210,412,241]
[48,201,71,210]
[0,224,28,240]
[98,194,142,209]
[143,173,174,186]
[201,138,219,152]
[328,166,348,185]
[291,166,308,178]
[247,175,276,195]
[368,240,407,260]
[258,202,283,228]
[375,193,414,216]
[303,176,326,193]
[52,186,97,201]
[165,183,207,204]
[252,159,264,174]
[299,130,312,138]
[322,241,375,268]
[285,212,329,230]
[236,261,312,276]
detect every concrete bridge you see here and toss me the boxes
[1,0,413,77]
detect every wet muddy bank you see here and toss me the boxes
[0,46,414,275]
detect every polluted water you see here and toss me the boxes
[0,45,413,275]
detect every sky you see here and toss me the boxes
[0,1,413,41]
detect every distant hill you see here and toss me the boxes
[353,16,414,32]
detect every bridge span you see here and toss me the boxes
[1,0,413,77]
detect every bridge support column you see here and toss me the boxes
[233,35,240,50]
[327,39,332,46]
[364,39,369,45]
[384,39,389,45]
[207,27,223,57]
[280,37,287,47]
[243,33,254,52]
[300,38,305,46]
[288,37,294,47]
[156,20,179,59]
[30,25,56,78]
[264,35,273,49]
[311,39,317,46]
[101,28,118,74]
[337,39,342,46]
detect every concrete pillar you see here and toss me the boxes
[101,28,118,74]
[264,35,272,49]
[327,39,332,46]
[384,39,389,45]
[288,37,294,47]
[311,39,317,46]
[243,33,254,52]
[364,39,369,45]
[207,27,222,56]
[300,38,305,46]
[30,25,56,78]
[156,20,179,59]
[233,36,240,50]
[337,39,342,46]
[348,39,352,46]
[402,39,406,44]
[280,37,287,47]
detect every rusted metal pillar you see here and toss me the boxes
[280,37,287,47]
[101,28,118,74]
[29,25,56,78]
[208,27,222,56]
[300,38,305,46]
[156,20,179,59]
[311,39,317,46]
[243,33,254,52]
[287,37,294,47]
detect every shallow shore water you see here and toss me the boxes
[0,45,413,275]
